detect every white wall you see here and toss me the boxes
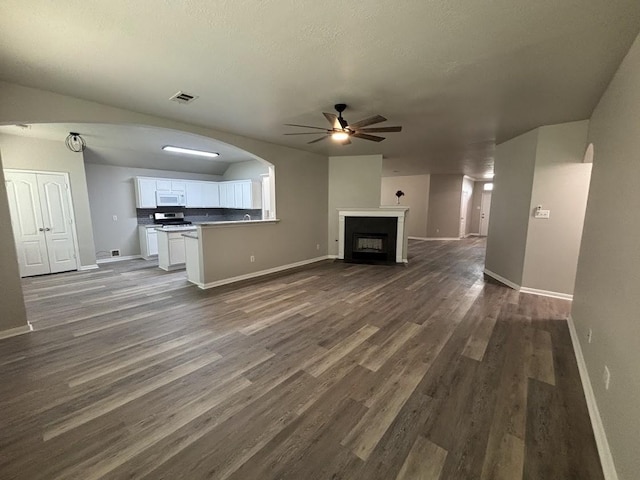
[521,121,591,294]
[572,33,640,480]
[0,133,97,267]
[426,174,463,238]
[328,155,383,256]
[381,174,429,238]
[84,162,222,259]
[0,164,28,332]
[486,122,591,295]
[485,129,538,285]
[462,176,474,236]
[222,160,268,181]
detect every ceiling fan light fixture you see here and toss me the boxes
[331,131,350,142]
[162,145,219,158]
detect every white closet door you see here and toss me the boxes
[5,172,50,276]
[37,173,77,274]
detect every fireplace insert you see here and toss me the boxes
[344,216,397,264]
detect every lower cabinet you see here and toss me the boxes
[157,230,188,271]
[139,226,158,260]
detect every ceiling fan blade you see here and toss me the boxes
[308,136,329,144]
[284,123,328,131]
[347,115,387,129]
[352,133,385,142]
[323,113,340,129]
[357,126,402,133]
[284,132,330,135]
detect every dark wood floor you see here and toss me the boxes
[0,238,603,480]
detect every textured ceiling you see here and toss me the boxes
[1,0,639,177]
[0,123,257,175]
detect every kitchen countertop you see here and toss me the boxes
[154,225,198,232]
[195,219,280,227]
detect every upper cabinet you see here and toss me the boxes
[135,177,260,209]
[135,177,159,208]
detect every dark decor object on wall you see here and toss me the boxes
[395,190,405,204]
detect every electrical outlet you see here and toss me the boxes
[534,209,551,219]
[587,329,592,344]
[250,255,255,263]
[603,366,611,390]
[112,215,118,221]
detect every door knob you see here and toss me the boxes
[44,227,51,231]
[39,227,45,232]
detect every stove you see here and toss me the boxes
[153,212,192,226]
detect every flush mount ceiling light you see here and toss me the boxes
[484,173,494,179]
[162,146,219,158]
[65,132,86,152]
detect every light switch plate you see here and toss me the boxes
[535,209,551,219]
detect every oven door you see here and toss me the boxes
[156,192,186,206]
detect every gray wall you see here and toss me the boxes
[84,162,222,259]
[222,160,268,180]
[485,129,538,285]
[0,163,28,332]
[426,174,463,238]
[328,155,382,256]
[0,133,97,267]
[521,121,591,294]
[380,174,430,238]
[572,33,640,480]
[469,181,491,234]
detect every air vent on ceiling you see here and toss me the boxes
[170,91,198,104]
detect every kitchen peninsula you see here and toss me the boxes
[184,219,282,288]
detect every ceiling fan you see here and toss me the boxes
[284,104,402,145]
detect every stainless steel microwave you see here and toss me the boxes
[156,191,186,207]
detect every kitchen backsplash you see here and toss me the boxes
[137,207,262,224]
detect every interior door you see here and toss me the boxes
[5,172,50,276]
[5,170,78,277]
[480,192,492,236]
[37,173,77,273]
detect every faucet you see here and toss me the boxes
[243,214,251,221]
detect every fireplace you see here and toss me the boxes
[344,216,398,264]
[338,207,409,264]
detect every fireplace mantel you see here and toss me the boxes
[338,207,410,263]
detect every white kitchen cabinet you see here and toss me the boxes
[156,179,172,192]
[135,178,158,208]
[216,180,262,209]
[139,225,159,259]
[233,182,243,208]
[185,181,203,208]
[157,229,188,271]
[171,181,186,193]
[202,182,220,207]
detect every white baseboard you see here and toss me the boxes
[327,254,338,259]
[409,236,461,241]
[0,323,32,340]
[483,269,573,300]
[520,286,573,301]
[78,264,99,271]
[483,268,521,290]
[197,256,330,290]
[96,254,142,264]
[567,315,619,480]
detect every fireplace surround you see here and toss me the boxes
[337,207,409,264]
